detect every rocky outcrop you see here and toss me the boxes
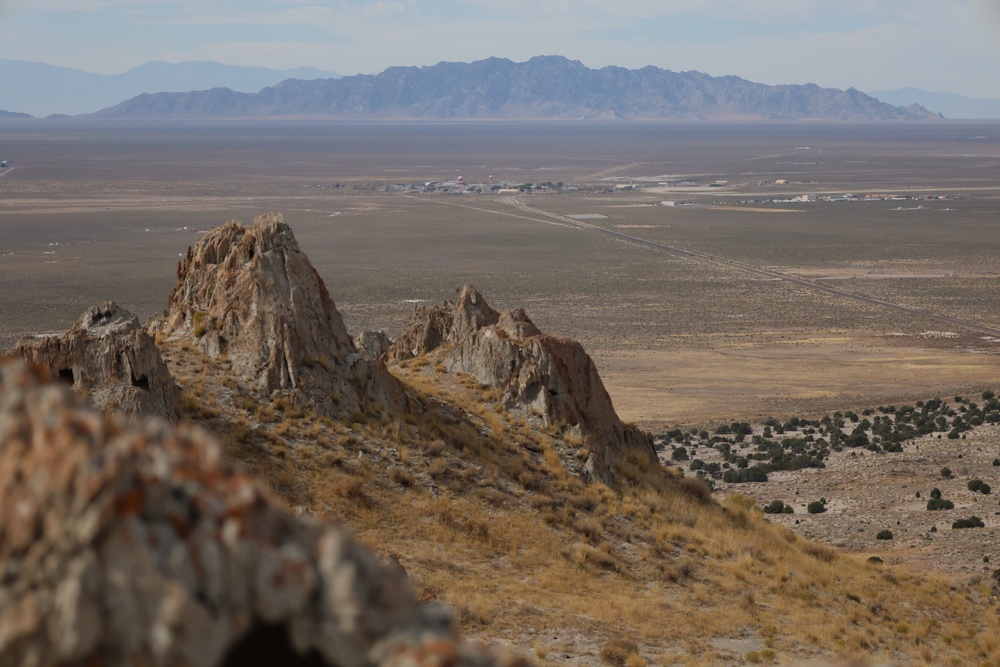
[6,301,178,420]
[354,330,392,361]
[0,361,519,667]
[389,285,655,483]
[155,213,405,417]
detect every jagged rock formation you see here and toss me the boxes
[390,285,655,483]
[0,361,519,667]
[95,55,941,121]
[155,213,405,417]
[6,301,178,420]
[354,330,392,361]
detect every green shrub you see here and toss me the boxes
[807,500,827,514]
[930,487,942,499]
[876,530,894,540]
[940,467,953,478]
[927,497,954,511]
[952,516,985,529]
[968,479,991,494]
[763,500,786,514]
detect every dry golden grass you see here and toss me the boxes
[158,337,1000,666]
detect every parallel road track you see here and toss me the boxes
[402,192,1000,338]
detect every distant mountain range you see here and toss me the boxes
[868,87,1000,119]
[95,56,939,121]
[0,60,340,117]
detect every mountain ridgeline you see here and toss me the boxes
[96,55,940,121]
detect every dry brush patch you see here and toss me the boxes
[160,339,1000,666]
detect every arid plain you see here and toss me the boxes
[4,120,1000,428]
[7,120,1000,657]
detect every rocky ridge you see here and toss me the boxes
[390,285,656,483]
[7,301,179,420]
[155,212,405,418]
[0,360,518,667]
[95,55,941,121]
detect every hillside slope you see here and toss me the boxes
[154,216,995,665]
[5,213,998,666]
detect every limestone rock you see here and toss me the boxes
[6,301,178,420]
[389,285,656,483]
[0,361,520,667]
[155,213,404,417]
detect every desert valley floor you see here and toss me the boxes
[4,119,1000,598]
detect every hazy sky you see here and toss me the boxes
[1,0,998,97]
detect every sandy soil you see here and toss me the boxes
[598,332,1000,428]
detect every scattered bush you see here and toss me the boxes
[763,500,793,514]
[599,638,640,667]
[968,479,992,494]
[807,500,827,514]
[952,516,985,529]
[867,556,884,564]
[876,530,894,540]
[940,467,953,479]
[930,488,942,499]
[927,497,954,511]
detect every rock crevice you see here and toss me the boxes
[7,301,179,420]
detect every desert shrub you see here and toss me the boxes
[868,556,884,564]
[927,497,954,511]
[993,458,1000,467]
[599,638,640,667]
[940,467,953,478]
[968,479,991,494]
[763,500,793,514]
[388,467,414,487]
[671,446,689,461]
[427,457,449,479]
[876,530,894,540]
[676,476,714,503]
[722,465,769,483]
[807,500,827,514]
[953,516,985,529]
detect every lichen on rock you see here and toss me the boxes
[0,360,520,667]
